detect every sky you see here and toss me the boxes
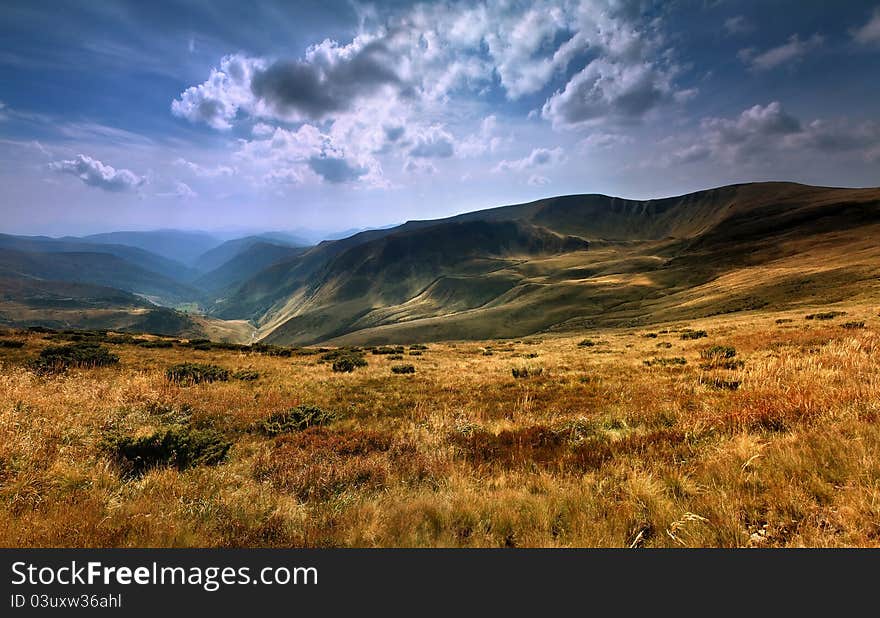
[1,0,879,236]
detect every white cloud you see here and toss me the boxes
[740,34,823,71]
[853,9,880,45]
[48,154,144,192]
[174,158,235,177]
[724,16,754,36]
[495,146,564,172]
[158,181,197,199]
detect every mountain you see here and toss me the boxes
[0,233,198,283]
[207,181,880,345]
[195,241,309,293]
[0,248,202,306]
[193,234,308,273]
[82,230,222,267]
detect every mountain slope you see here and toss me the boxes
[194,235,307,273]
[195,241,308,293]
[224,182,880,345]
[82,230,222,267]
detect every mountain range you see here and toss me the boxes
[1,181,878,343]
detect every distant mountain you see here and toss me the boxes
[194,234,308,273]
[0,248,201,306]
[0,233,198,283]
[206,182,880,345]
[82,230,222,267]
[195,241,308,293]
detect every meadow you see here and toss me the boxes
[1,304,879,548]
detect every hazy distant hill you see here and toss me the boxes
[194,234,308,273]
[0,233,198,283]
[82,230,222,267]
[195,241,308,293]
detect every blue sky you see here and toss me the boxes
[1,0,879,236]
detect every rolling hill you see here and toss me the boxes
[82,229,222,268]
[209,182,880,345]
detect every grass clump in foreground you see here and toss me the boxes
[166,363,230,386]
[260,405,338,436]
[104,426,231,477]
[30,342,119,373]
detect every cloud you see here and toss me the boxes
[528,174,551,186]
[408,126,455,158]
[674,101,880,165]
[495,146,564,172]
[48,154,144,192]
[724,16,754,36]
[541,58,675,128]
[404,158,437,175]
[852,9,880,45]
[740,34,823,71]
[158,181,197,199]
[174,158,235,177]
[307,155,368,184]
[171,54,263,130]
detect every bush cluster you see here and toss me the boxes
[391,364,416,374]
[166,363,230,386]
[260,405,338,436]
[104,426,231,477]
[30,342,119,373]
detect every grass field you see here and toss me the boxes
[1,303,879,547]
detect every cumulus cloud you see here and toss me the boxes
[528,174,551,186]
[307,155,368,183]
[408,126,455,158]
[852,9,880,45]
[171,54,263,130]
[494,147,564,172]
[740,34,823,71]
[49,154,144,192]
[674,101,880,165]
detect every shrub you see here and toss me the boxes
[388,354,405,360]
[410,344,429,350]
[330,351,367,373]
[0,339,25,348]
[656,342,673,349]
[512,365,542,378]
[391,364,416,374]
[700,345,736,360]
[409,351,423,356]
[136,339,174,349]
[373,346,405,355]
[104,426,231,477]
[703,378,741,391]
[776,318,794,324]
[578,339,595,347]
[233,369,260,381]
[842,321,866,329]
[643,357,687,367]
[332,358,357,372]
[166,363,230,386]
[805,311,846,321]
[680,330,707,340]
[260,405,337,436]
[249,344,293,357]
[31,342,119,373]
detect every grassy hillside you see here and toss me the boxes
[227,182,880,345]
[2,303,880,547]
[195,241,308,293]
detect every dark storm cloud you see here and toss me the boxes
[251,40,402,121]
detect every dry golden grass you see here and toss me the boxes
[1,304,880,547]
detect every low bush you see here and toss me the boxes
[680,330,707,340]
[104,426,231,477]
[31,342,119,373]
[166,363,230,386]
[656,342,673,349]
[388,354,405,360]
[512,365,542,378]
[0,339,25,348]
[136,339,174,349]
[700,345,736,360]
[842,321,866,329]
[643,357,687,367]
[410,344,429,350]
[578,339,595,347]
[409,351,423,356]
[233,369,260,381]
[330,352,367,373]
[260,405,338,436]
[373,346,405,355]
[391,364,416,374]
[805,311,846,321]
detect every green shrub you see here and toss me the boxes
[31,342,119,373]
[700,345,736,360]
[680,330,707,340]
[373,346,405,355]
[409,350,423,356]
[166,363,230,386]
[388,354,405,360]
[776,318,794,324]
[260,405,337,436]
[578,339,595,347]
[805,311,846,321]
[233,369,260,381]
[136,340,174,349]
[643,357,687,367]
[0,339,25,348]
[104,426,231,477]
[656,342,673,349]
[410,344,429,350]
[249,343,293,357]
[391,364,416,374]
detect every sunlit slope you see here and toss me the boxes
[221,182,880,345]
